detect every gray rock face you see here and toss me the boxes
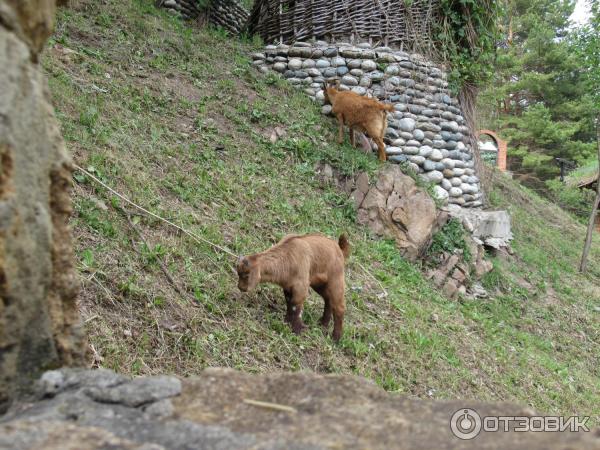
[0,369,262,450]
[341,75,358,86]
[425,170,444,184]
[449,187,463,197]
[359,76,372,87]
[0,0,86,414]
[433,185,449,203]
[86,376,182,407]
[412,129,425,141]
[3,368,596,450]
[430,149,443,162]
[447,208,513,249]
[355,166,447,261]
[288,58,303,70]
[398,118,416,132]
[423,160,436,172]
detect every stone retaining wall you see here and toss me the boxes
[252,42,483,208]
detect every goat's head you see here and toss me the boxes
[236,256,260,292]
[322,78,340,105]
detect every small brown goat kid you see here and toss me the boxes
[236,233,350,341]
[324,81,394,162]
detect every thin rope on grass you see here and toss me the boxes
[73,164,239,259]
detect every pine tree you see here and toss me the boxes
[478,0,597,185]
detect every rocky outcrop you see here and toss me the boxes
[252,42,483,207]
[353,165,448,261]
[426,237,494,299]
[447,205,513,249]
[351,165,498,297]
[0,0,85,413]
[1,368,598,450]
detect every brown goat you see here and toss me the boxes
[236,233,350,341]
[324,81,394,162]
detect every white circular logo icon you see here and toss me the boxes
[450,408,482,440]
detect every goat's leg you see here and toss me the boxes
[313,285,332,329]
[283,289,293,323]
[328,279,346,342]
[336,114,345,144]
[373,136,387,162]
[289,286,308,335]
[349,127,356,147]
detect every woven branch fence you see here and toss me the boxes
[157,0,249,34]
[248,0,441,54]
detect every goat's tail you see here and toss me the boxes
[381,103,395,112]
[338,234,351,261]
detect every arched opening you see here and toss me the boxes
[477,130,507,172]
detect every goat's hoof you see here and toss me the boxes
[291,322,307,335]
[319,318,331,328]
[332,330,342,342]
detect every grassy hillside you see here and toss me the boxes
[45,0,600,421]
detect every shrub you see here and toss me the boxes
[427,218,471,262]
[545,179,594,222]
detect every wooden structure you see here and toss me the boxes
[573,170,599,190]
[247,0,441,51]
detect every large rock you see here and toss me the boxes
[447,207,513,249]
[356,165,447,260]
[1,368,598,450]
[0,0,85,413]
[0,0,67,58]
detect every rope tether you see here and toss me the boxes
[73,164,239,259]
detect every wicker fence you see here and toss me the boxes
[157,0,249,34]
[248,0,441,53]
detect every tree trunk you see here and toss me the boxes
[579,116,600,273]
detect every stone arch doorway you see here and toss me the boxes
[477,130,507,172]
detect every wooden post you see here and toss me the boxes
[579,116,600,273]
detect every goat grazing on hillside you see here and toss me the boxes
[323,81,394,162]
[236,233,350,342]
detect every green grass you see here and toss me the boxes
[45,0,600,422]
[566,160,599,185]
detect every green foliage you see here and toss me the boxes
[478,0,597,187]
[436,0,500,90]
[427,219,472,262]
[195,0,212,10]
[545,179,595,221]
[571,0,600,112]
